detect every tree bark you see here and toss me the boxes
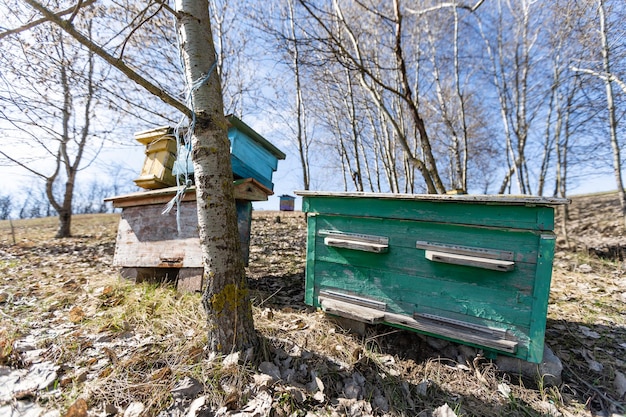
[287,0,311,191]
[175,0,257,353]
[597,0,626,226]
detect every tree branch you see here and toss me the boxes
[571,66,626,96]
[0,0,96,41]
[0,149,48,179]
[118,1,164,60]
[22,0,192,118]
[405,0,485,16]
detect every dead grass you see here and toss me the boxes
[1,201,625,416]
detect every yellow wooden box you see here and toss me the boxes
[133,127,178,189]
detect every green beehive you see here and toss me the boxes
[295,191,569,363]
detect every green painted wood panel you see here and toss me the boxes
[304,214,317,306]
[299,193,563,363]
[313,245,537,294]
[527,234,557,363]
[302,195,556,231]
[312,262,534,327]
[314,215,543,264]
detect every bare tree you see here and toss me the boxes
[476,0,544,195]
[570,0,626,224]
[176,0,257,352]
[6,0,257,352]
[297,0,447,193]
[254,0,314,190]
[0,23,100,237]
[0,195,11,220]
[596,0,625,225]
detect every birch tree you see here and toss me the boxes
[596,0,625,225]
[298,0,447,193]
[5,0,257,352]
[570,0,626,224]
[175,0,256,351]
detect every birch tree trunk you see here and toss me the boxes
[597,0,626,226]
[287,0,311,191]
[175,0,257,352]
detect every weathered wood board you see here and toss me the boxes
[106,179,270,292]
[133,127,178,189]
[107,179,272,208]
[113,203,203,268]
[296,191,569,363]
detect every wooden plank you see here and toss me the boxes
[319,297,385,324]
[319,289,387,310]
[301,195,562,231]
[425,250,515,272]
[317,296,518,353]
[296,191,569,206]
[134,126,173,145]
[324,237,388,253]
[415,241,515,261]
[105,178,272,208]
[304,215,318,306]
[413,312,510,340]
[526,233,557,363]
[112,204,203,268]
[106,186,196,207]
[384,311,518,353]
[177,268,204,293]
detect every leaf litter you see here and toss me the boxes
[0,197,624,416]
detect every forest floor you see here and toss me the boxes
[0,191,625,417]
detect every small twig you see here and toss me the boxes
[562,361,625,412]
[365,329,402,341]
[258,286,283,307]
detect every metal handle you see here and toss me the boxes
[324,236,388,253]
[425,250,515,271]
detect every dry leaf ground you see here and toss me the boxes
[0,194,625,417]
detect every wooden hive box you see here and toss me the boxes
[295,191,569,363]
[106,178,272,292]
[173,115,286,191]
[133,127,178,189]
[279,195,296,211]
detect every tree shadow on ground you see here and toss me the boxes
[545,317,626,415]
[247,271,579,416]
[248,272,308,311]
[255,331,550,417]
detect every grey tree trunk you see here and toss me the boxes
[598,0,626,227]
[175,0,257,352]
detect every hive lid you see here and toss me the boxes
[294,191,570,206]
[106,178,273,208]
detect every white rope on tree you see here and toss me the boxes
[162,21,219,235]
